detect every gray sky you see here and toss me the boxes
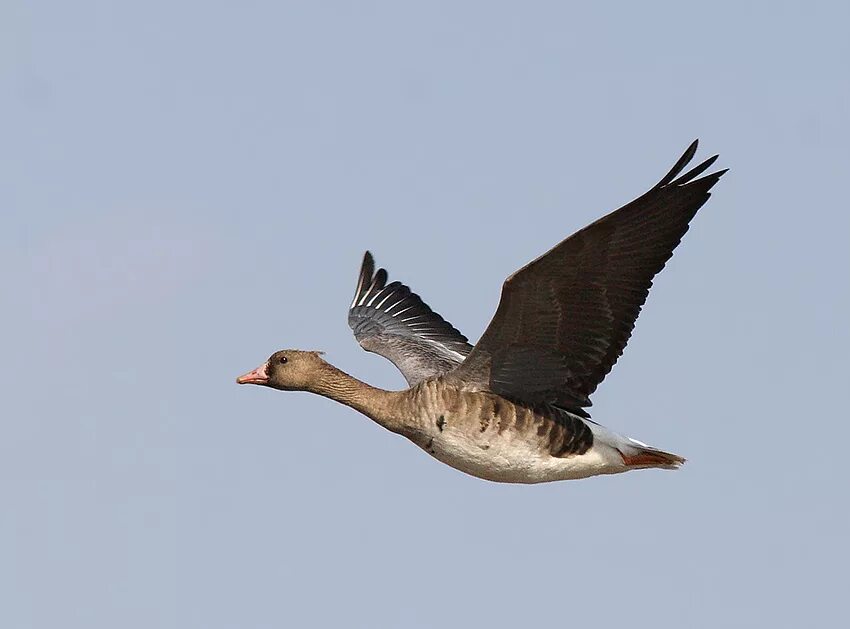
[4,1,849,627]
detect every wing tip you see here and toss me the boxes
[658,140,726,190]
[352,250,376,308]
[656,142,694,188]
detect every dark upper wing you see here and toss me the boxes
[450,140,727,411]
[348,252,473,386]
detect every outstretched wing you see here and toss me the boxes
[451,140,727,411]
[348,252,473,386]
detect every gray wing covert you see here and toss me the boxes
[348,252,473,386]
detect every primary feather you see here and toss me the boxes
[348,252,473,385]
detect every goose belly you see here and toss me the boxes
[408,420,626,484]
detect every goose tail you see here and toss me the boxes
[587,422,685,471]
[618,441,685,469]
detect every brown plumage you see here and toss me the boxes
[450,141,725,413]
[237,141,725,483]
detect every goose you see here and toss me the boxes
[237,141,726,483]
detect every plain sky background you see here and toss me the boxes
[3,1,849,627]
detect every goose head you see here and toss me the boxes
[236,350,328,391]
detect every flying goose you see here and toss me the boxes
[237,141,726,483]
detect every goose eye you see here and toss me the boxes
[278,356,288,365]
